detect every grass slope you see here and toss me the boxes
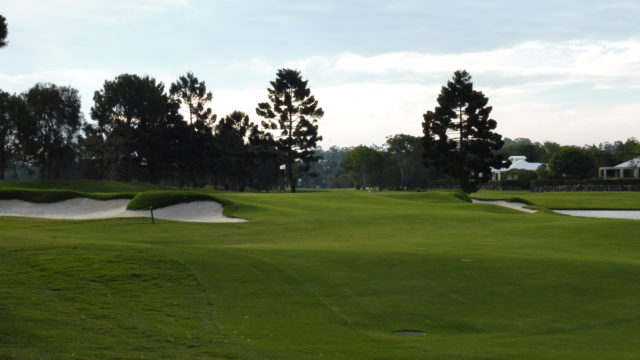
[0,188,134,203]
[126,191,227,210]
[1,189,640,359]
[0,180,219,210]
[0,179,170,193]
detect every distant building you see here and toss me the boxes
[598,157,640,179]
[491,156,544,181]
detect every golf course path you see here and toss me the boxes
[471,199,538,213]
[0,198,245,223]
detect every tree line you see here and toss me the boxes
[3,13,637,195]
[320,136,640,192]
[318,71,639,192]
[302,135,446,190]
[0,69,322,192]
[3,70,637,192]
[497,137,640,179]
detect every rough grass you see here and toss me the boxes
[1,188,640,359]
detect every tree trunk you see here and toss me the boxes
[287,160,296,193]
[0,146,5,180]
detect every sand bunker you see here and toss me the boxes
[0,198,245,223]
[471,199,537,213]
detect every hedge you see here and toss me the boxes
[531,178,640,186]
[126,191,226,210]
[0,188,134,203]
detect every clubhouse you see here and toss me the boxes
[598,157,640,179]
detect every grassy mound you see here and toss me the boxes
[126,190,224,210]
[0,179,170,193]
[0,187,134,203]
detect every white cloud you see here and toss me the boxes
[3,39,640,147]
[0,69,115,118]
[327,40,640,87]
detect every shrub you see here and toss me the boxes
[0,188,133,203]
[532,178,640,186]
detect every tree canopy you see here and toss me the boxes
[549,146,596,179]
[0,90,29,179]
[342,145,386,189]
[423,70,507,193]
[0,15,7,48]
[256,68,323,193]
[90,74,176,181]
[21,83,83,179]
[169,72,215,125]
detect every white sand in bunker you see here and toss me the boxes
[0,198,245,223]
[471,199,537,213]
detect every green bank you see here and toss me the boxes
[1,183,639,359]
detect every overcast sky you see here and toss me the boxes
[1,0,640,147]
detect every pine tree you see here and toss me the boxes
[423,70,507,193]
[0,15,8,48]
[256,69,323,193]
[169,72,215,125]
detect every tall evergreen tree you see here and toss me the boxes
[423,70,507,193]
[256,69,323,193]
[0,15,8,48]
[169,72,216,186]
[169,72,215,125]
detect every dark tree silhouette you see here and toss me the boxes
[256,69,323,193]
[169,72,216,186]
[91,74,174,181]
[169,72,215,125]
[385,134,429,189]
[215,111,254,190]
[247,126,282,191]
[22,83,82,179]
[423,70,507,193]
[0,15,8,48]
[0,90,29,179]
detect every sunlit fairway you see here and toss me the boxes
[1,182,640,359]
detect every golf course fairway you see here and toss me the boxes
[1,184,640,359]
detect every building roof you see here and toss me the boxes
[507,159,544,171]
[614,157,640,168]
[492,155,544,173]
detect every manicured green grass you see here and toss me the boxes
[474,190,640,209]
[0,179,170,193]
[1,187,640,359]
